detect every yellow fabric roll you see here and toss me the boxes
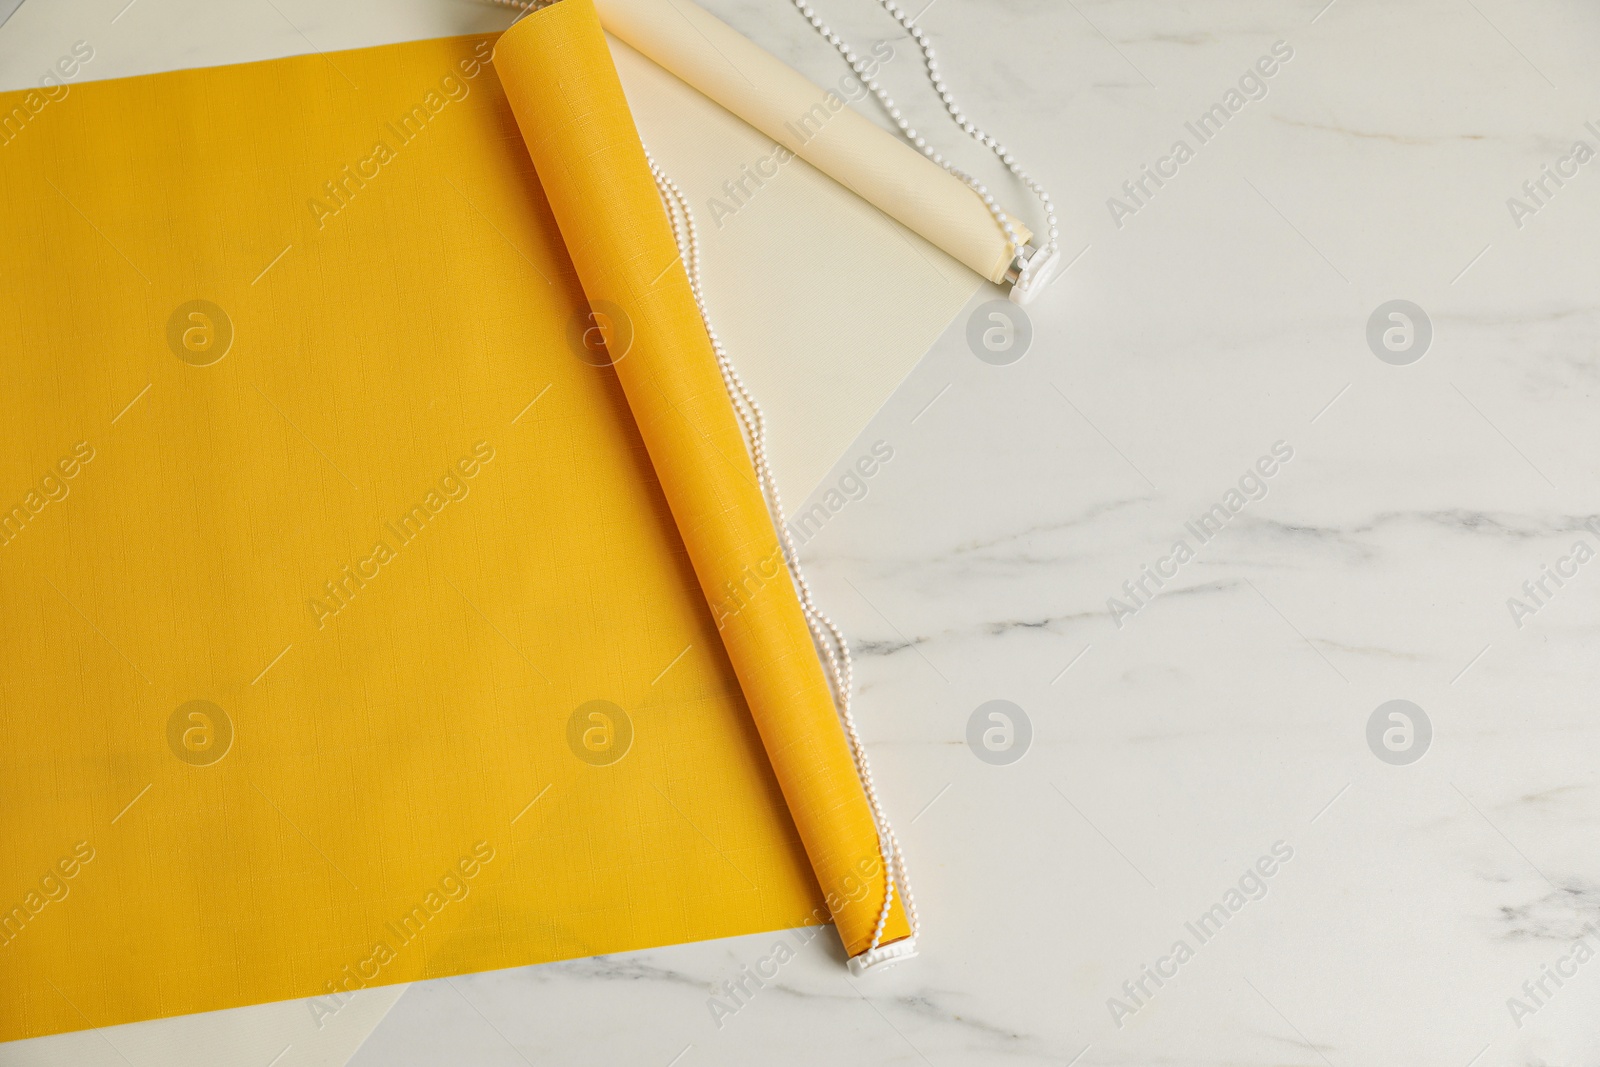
[593,0,1028,283]
[0,19,907,1042]
[494,0,910,960]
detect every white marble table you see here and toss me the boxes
[6,0,1600,1064]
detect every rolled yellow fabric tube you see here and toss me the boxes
[594,0,1028,284]
[494,0,911,960]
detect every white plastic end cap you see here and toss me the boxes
[1009,244,1061,306]
[847,937,919,976]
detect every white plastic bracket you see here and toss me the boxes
[1006,243,1061,305]
[847,937,919,975]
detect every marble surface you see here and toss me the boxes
[7,0,1600,1064]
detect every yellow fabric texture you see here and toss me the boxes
[496,0,909,961]
[0,11,892,1043]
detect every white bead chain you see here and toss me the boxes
[788,0,1059,284]
[644,148,919,957]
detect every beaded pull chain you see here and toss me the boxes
[788,0,1060,288]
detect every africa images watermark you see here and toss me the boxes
[705,928,813,1030]
[0,841,96,949]
[1107,840,1295,1029]
[0,440,96,551]
[1107,441,1295,628]
[1505,120,1600,230]
[1505,924,1599,1030]
[308,441,496,629]
[705,853,888,1029]
[307,40,493,230]
[0,40,94,149]
[307,840,496,1028]
[708,540,787,632]
[708,441,895,627]
[786,439,894,547]
[1107,40,1295,229]
[705,39,895,228]
[1505,517,1600,630]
